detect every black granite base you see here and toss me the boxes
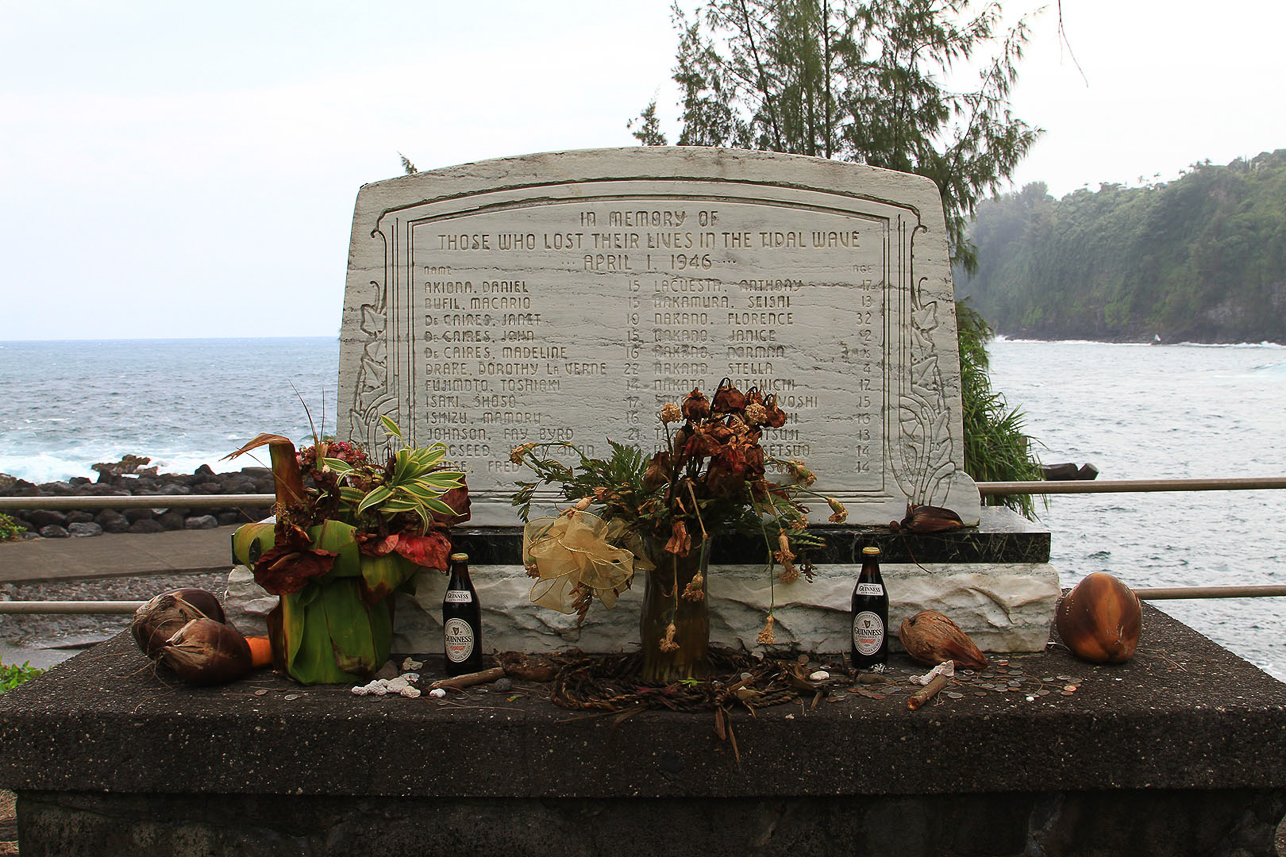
[454,506,1051,565]
[17,789,1285,857]
[2,605,1284,856]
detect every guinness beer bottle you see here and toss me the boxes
[850,546,889,670]
[442,552,483,675]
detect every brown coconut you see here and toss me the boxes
[1056,572,1141,664]
[159,618,253,686]
[898,610,989,670]
[131,588,227,659]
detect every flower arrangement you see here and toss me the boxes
[227,416,469,684]
[511,378,846,681]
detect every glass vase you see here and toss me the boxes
[639,538,711,683]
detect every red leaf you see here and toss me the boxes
[253,544,337,595]
[432,485,472,526]
[355,531,400,557]
[393,531,452,570]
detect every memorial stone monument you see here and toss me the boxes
[335,148,1058,654]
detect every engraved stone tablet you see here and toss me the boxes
[339,148,980,526]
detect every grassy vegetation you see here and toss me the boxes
[957,301,1045,520]
[0,662,44,694]
[0,513,26,542]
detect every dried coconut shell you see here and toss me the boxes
[159,618,253,686]
[132,588,227,660]
[898,610,989,670]
[1056,572,1141,664]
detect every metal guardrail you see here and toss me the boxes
[0,601,145,614]
[978,477,1286,495]
[2,479,1284,614]
[0,494,271,512]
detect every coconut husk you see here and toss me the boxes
[159,618,252,686]
[131,588,227,660]
[898,610,988,670]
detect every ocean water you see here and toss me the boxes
[0,338,339,482]
[1,337,1282,679]
[988,339,1286,681]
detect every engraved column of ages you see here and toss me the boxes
[849,274,881,473]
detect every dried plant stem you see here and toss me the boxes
[907,674,951,710]
[430,666,504,690]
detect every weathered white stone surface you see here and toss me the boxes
[338,148,980,527]
[223,565,273,637]
[390,562,1058,656]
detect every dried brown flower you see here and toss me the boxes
[681,387,711,421]
[744,402,769,426]
[762,394,788,428]
[681,572,705,602]
[664,519,692,556]
[660,402,682,424]
[509,442,537,464]
[711,379,747,414]
[659,622,680,653]
[827,497,849,524]
[784,459,816,487]
[774,532,799,582]
[756,613,776,644]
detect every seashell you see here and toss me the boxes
[400,686,422,699]
[898,610,989,671]
[809,670,830,681]
[429,688,447,698]
[1056,573,1141,664]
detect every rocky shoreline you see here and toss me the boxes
[0,455,273,539]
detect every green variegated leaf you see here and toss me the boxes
[379,414,403,441]
[418,471,465,491]
[357,485,393,515]
[423,496,458,517]
[322,457,354,474]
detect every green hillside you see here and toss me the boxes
[957,149,1286,343]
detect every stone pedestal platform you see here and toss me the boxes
[227,508,1060,655]
[1,606,1284,856]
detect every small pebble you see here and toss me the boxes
[809,670,830,681]
[429,688,447,699]
[1025,695,1035,702]
[494,677,513,692]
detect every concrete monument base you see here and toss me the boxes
[2,606,1285,856]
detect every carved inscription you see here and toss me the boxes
[405,199,886,493]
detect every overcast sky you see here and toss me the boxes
[2,0,1282,341]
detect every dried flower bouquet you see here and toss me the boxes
[511,379,846,681]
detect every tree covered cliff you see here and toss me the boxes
[956,149,1286,343]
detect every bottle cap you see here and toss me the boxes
[861,546,880,556]
[449,552,469,562]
